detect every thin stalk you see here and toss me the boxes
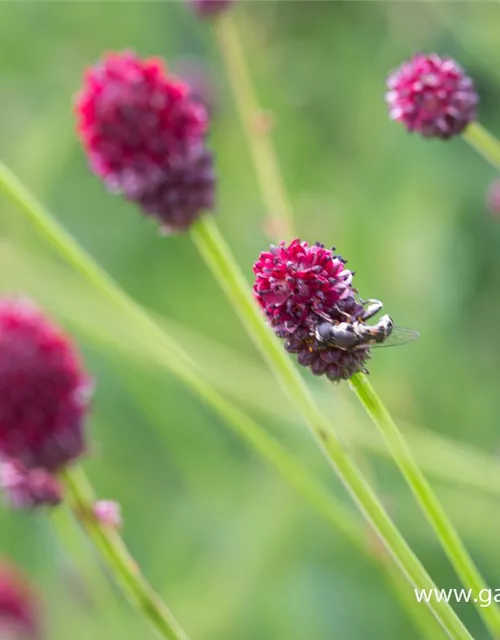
[211,20,500,634]
[211,22,433,633]
[213,5,383,528]
[61,466,191,640]
[383,560,449,640]
[463,122,500,171]
[190,216,470,640]
[0,163,469,639]
[350,372,500,637]
[213,10,380,541]
[214,14,295,239]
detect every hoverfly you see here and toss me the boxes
[313,298,419,351]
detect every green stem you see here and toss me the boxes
[212,20,498,634]
[190,215,471,640]
[0,162,468,639]
[350,372,500,637]
[61,466,191,640]
[208,21,444,634]
[463,122,500,171]
[214,15,296,239]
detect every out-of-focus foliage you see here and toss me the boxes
[1,3,500,639]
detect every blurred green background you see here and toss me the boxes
[1,2,500,639]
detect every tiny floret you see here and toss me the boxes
[0,299,91,471]
[386,53,478,139]
[253,239,371,381]
[93,500,122,529]
[75,51,215,232]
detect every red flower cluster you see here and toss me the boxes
[75,51,215,233]
[386,53,478,139]
[253,240,370,381]
[0,300,90,509]
[253,239,353,335]
[0,562,41,640]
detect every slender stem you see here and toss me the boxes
[214,0,382,499]
[463,122,500,171]
[190,215,471,640]
[214,15,296,239]
[0,163,469,639]
[61,466,191,640]
[383,560,449,640]
[212,21,500,634]
[350,372,500,637]
[211,25,439,634]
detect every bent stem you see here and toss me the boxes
[190,215,471,640]
[0,163,469,639]
[214,14,296,239]
[210,24,500,633]
[350,372,500,637]
[463,122,500,171]
[61,466,191,640]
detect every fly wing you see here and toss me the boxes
[368,326,420,349]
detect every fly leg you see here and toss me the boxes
[358,298,384,321]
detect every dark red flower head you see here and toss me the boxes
[75,51,215,232]
[253,239,371,381]
[187,0,235,18]
[0,562,41,640]
[0,299,91,471]
[386,53,478,139]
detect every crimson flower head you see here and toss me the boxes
[253,240,370,381]
[187,0,235,18]
[0,561,41,640]
[253,239,354,335]
[0,299,91,472]
[75,50,215,233]
[386,53,478,139]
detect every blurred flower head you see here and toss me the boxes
[75,50,215,233]
[187,0,235,19]
[386,53,478,139]
[0,562,41,640]
[0,299,91,471]
[253,239,371,381]
[0,460,63,510]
